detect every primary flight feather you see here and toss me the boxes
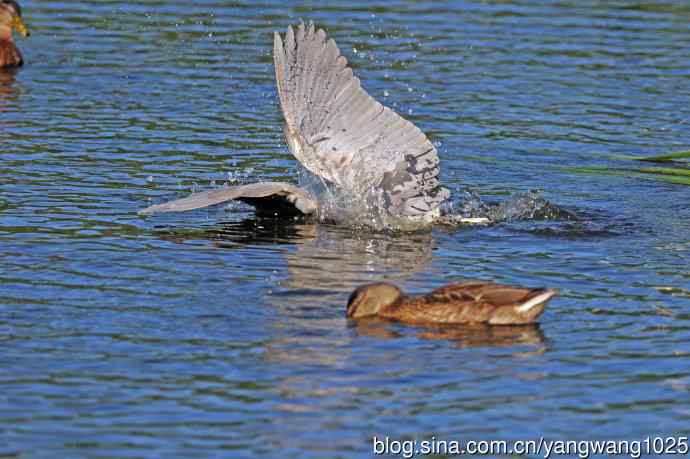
[141,21,460,226]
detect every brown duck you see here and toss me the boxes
[0,0,29,68]
[346,281,556,325]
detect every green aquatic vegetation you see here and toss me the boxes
[568,150,690,186]
[634,151,690,185]
[568,165,690,186]
[636,167,690,178]
[641,174,690,186]
[635,150,690,163]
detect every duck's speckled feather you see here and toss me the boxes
[380,282,555,325]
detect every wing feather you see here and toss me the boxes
[139,182,317,216]
[274,21,449,218]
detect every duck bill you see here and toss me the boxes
[12,16,30,38]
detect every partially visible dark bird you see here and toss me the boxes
[0,0,29,68]
[346,281,556,325]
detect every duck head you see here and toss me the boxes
[0,1,29,40]
[346,283,403,318]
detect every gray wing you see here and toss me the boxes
[274,21,449,219]
[139,182,318,216]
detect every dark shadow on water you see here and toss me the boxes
[351,316,546,349]
[156,216,316,247]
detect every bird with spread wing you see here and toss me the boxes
[140,21,483,226]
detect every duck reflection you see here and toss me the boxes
[352,317,545,348]
[0,69,17,133]
[0,67,17,95]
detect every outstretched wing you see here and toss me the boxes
[139,182,317,216]
[273,21,449,218]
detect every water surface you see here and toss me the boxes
[1,1,690,457]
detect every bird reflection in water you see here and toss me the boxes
[0,67,16,95]
[352,316,545,349]
[155,218,546,348]
[0,69,18,134]
[157,217,435,292]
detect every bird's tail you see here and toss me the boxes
[489,288,557,325]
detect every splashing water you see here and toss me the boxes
[297,165,574,230]
[297,167,408,230]
[488,190,575,221]
[442,188,577,224]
